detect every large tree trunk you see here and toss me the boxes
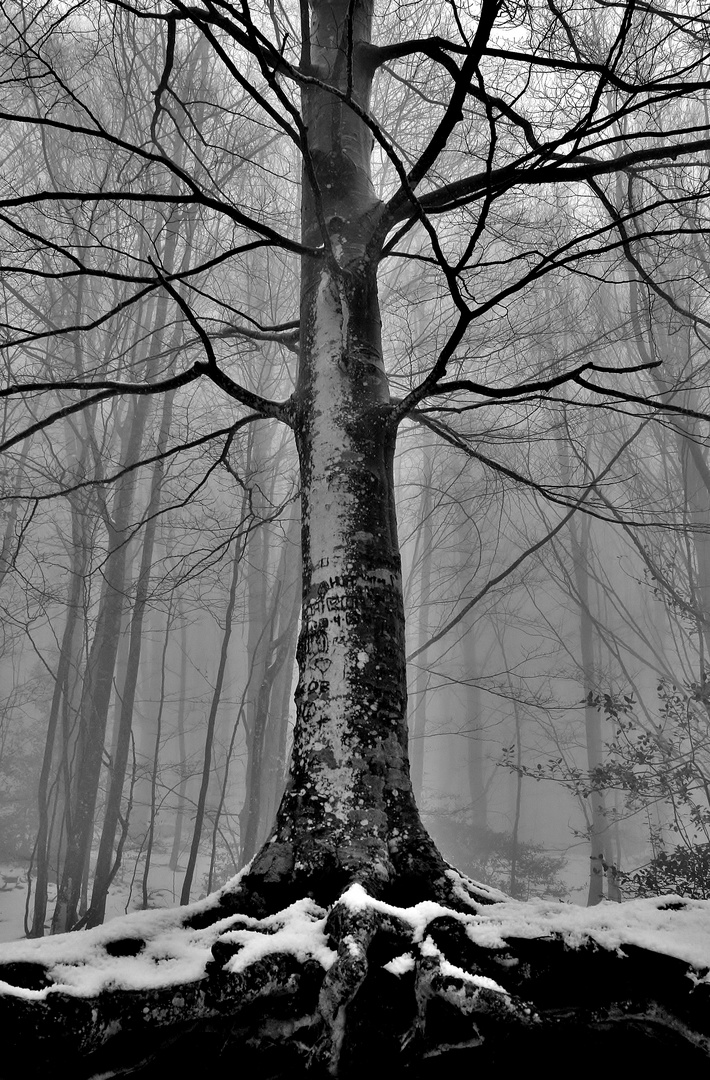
[227,0,453,915]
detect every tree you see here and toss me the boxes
[2,0,710,1073]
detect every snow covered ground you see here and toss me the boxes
[0,870,708,1001]
[0,868,28,943]
[0,853,212,944]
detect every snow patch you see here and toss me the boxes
[341,883,450,941]
[1,886,709,1003]
[341,884,710,978]
[0,903,245,1000]
[420,937,509,994]
[462,894,710,973]
[383,953,415,975]
[221,899,337,974]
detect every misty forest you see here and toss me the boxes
[2,0,710,1074]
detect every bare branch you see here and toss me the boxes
[408,416,649,659]
[149,260,290,421]
[0,365,206,454]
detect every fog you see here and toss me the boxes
[3,368,707,934]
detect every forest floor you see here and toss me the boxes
[0,868,709,1077]
[0,853,597,943]
[0,851,215,942]
[0,867,26,941]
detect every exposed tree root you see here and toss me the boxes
[0,871,708,1079]
[191,817,496,925]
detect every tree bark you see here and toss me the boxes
[222,0,455,915]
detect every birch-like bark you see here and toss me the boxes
[245,0,446,907]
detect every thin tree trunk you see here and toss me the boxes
[51,389,153,933]
[108,613,131,763]
[169,612,190,873]
[510,703,523,898]
[28,263,97,936]
[180,530,244,904]
[259,513,301,832]
[240,512,301,861]
[465,643,487,831]
[27,503,88,937]
[238,426,272,863]
[497,631,524,899]
[0,438,29,590]
[86,389,176,927]
[557,410,609,905]
[239,605,281,861]
[410,458,433,801]
[571,514,609,905]
[141,605,172,909]
[86,188,197,922]
[207,705,244,894]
